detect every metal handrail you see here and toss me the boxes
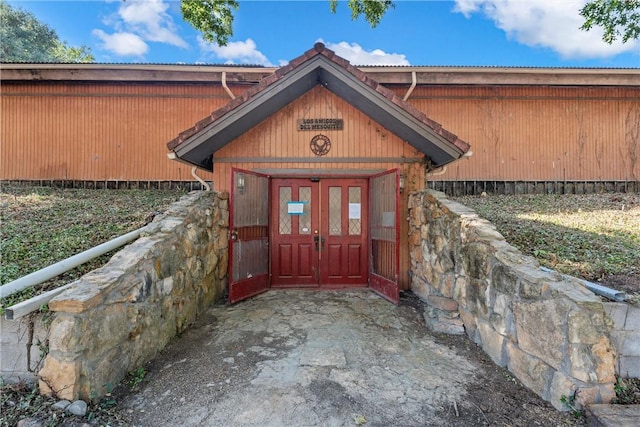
[2,226,147,319]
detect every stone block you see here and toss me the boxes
[427,295,458,312]
[439,273,455,298]
[547,371,579,411]
[619,355,640,378]
[568,310,606,345]
[491,264,518,294]
[49,316,86,354]
[458,307,478,342]
[604,302,628,330]
[410,276,430,300]
[477,319,507,366]
[569,344,600,383]
[461,242,491,280]
[465,278,490,317]
[39,356,80,401]
[625,305,640,330]
[592,337,616,384]
[586,404,640,426]
[513,300,568,370]
[506,342,554,398]
[490,293,514,337]
[49,285,103,314]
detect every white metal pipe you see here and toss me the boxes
[0,227,146,299]
[191,166,211,191]
[222,71,236,99]
[426,165,448,177]
[5,283,73,320]
[403,71,417,101]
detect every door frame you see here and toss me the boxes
[228,170,400,303]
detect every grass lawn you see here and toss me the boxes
[0,185,184,312]
[454,193,640,302]
[2,186,639,311]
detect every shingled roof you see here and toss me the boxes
[167,43,470,171]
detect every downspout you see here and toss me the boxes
[191,166,211,192]
[403,71,417,101]
[427,166,448,177]
[222,71,236,99]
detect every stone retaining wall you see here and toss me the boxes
[38,191,229,400]
[408,190,617,411]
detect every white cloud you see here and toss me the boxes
[453,0,639,59]
[92,29,148,57]
[198,38,274,66]
[93,0,186,58]
[321,40,410,66]
[118,0,187,48]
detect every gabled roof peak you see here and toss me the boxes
[168,44,470,171]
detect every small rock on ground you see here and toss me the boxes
[66,400,88,416]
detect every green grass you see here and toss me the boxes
[0,185,184,312]
[454,193,640,283]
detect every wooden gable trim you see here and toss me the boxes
[167,43,471,171]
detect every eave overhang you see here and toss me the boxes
[167,43,471,171]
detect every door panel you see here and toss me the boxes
[369,170,400,303]
[229,168,270,303]
[271,177,368,287]
[319,179,368,286]
[271,179,320,287]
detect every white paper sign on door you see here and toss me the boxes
[288,202,305,215]
[348,203,361,219]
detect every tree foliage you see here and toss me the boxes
[329,0,394,28]
[580,0,640,44]
[0,1,94,62]
[181,0,394,46]
[180,0,238,46]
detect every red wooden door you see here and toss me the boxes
[320,179,368,287]
[270,178,319,287]
[271,178,368,287]
[369,170,400,303]
[228,168,270,303]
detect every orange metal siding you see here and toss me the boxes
[1,82,247,182]
[398,85,640,182]
[2,82,638,184]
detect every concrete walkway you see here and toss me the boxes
[120,290,571,426]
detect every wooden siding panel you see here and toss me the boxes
[405,85,640,181]
[1,82,238,181]
[2,83,638,184]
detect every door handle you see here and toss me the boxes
[314,236,325,251]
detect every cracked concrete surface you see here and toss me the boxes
[122,290,479,427]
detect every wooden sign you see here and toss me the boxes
[297,118,343,131]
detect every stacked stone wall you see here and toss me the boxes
[408,190,617,411]
[37,191,229,400]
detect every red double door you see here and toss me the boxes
[228,169,399,304]
[270,177,368,288]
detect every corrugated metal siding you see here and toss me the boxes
[2,82,638,184]
[1,82,248,182]
[400,85,640,181]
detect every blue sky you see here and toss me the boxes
[7,0,640,67]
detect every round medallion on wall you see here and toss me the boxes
[310,134,331,156]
